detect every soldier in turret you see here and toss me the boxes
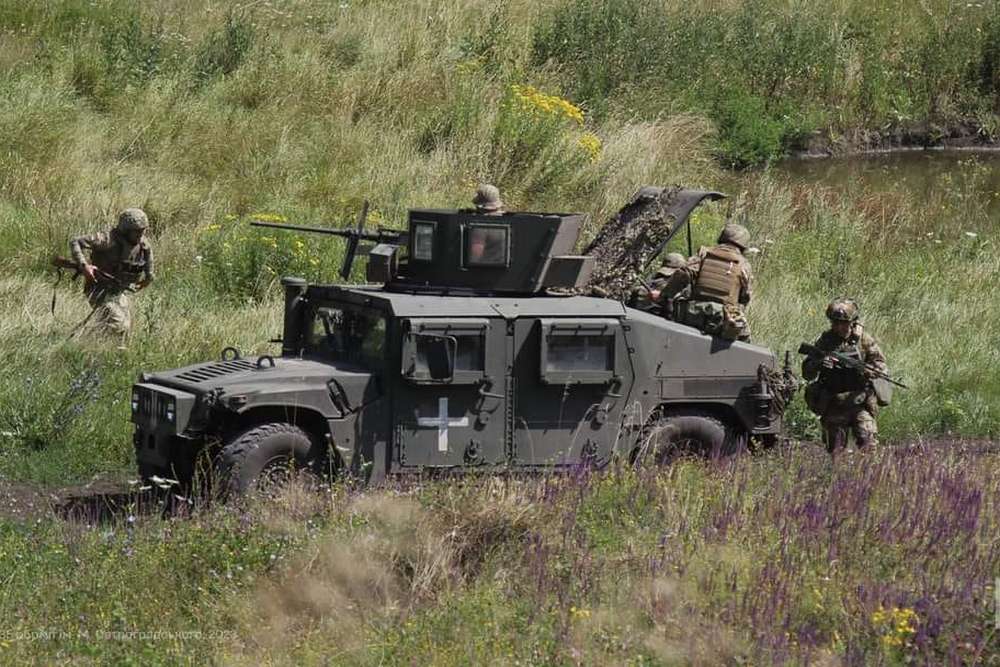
[668,223,753,341]
[69,208,154,343]
[472,184,505,216]
[802,298,889,454]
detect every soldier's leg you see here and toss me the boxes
[92,293,131,343]
[851,409,878,449]
[820,414,849,454]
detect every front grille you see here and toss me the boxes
[138,387,154,417]
[175,359,255,383]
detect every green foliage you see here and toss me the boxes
[711,92,787,169]
[192,13,255,83]
[196,214,332,302]
[534,0,1000,165]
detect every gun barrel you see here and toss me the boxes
[250,220,403,243]
[250,220,354,237]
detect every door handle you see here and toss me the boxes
[478,380,503,399]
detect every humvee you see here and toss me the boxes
[131,192,793,494]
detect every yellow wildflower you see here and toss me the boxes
[578,132,602,163]
[510,84,585,125]
[872,606,918,649]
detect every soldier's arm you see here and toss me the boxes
[69,233,103,268]
[860,332,888,375]
[801,334,827,380]
[739,260,752,305]
[657,267,693,304]
[142,243,155,284]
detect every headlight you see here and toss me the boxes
[157,394,176,423]
[131,391,139,413]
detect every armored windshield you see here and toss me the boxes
[307,306,385,370]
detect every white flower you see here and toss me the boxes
[746,246,761,255]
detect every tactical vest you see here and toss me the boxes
[91,237,149,285]
[691,244,743,306]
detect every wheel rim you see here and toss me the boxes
[253,454,297,494]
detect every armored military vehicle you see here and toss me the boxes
[131,191,793,494]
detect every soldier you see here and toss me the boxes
[472,183,505,216]
[69,208,154,343]
[630,252,687,313]
[801,298,889,454]
[671,223,753,341]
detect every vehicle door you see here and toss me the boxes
[511,318,633,466]
[394,318,506,467]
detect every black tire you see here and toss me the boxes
[636,409,746,465]
[217,422,327,497]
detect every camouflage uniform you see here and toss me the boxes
[630,252,686,313]
[672,223,753,341]
[473,184,505,216]
[802,301,888,453]
[70,209,154,339]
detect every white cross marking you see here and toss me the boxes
[417,397,469,452]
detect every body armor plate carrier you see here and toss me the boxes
[692,244,743,306]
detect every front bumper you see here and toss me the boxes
[131,383,198,471]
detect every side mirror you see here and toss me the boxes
[404,332,456,382]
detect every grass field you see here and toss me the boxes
[1,0,999,663]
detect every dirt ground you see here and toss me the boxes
[0,476,158,524]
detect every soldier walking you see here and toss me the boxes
[801,299,889,453]
[667,223,753,341]
[69,208,154,344]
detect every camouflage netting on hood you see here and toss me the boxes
[580,186,685,300]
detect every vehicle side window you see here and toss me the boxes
[539,319,619,384]
[307,306,386,371]
[463,224,510,267]
[416,334,483,372]
[545,335,613,372]
[402,319,488,384]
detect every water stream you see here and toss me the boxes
[767,150,1000,220]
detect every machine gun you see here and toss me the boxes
[249,201,407,280]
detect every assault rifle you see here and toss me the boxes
[52,256,117,284]
[797,342,907,389]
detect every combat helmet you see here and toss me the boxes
[662,252,686,269]
[825,298,860,322]
[473,184,504,213]
[718,223,750,251]
[117,208,149,233]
